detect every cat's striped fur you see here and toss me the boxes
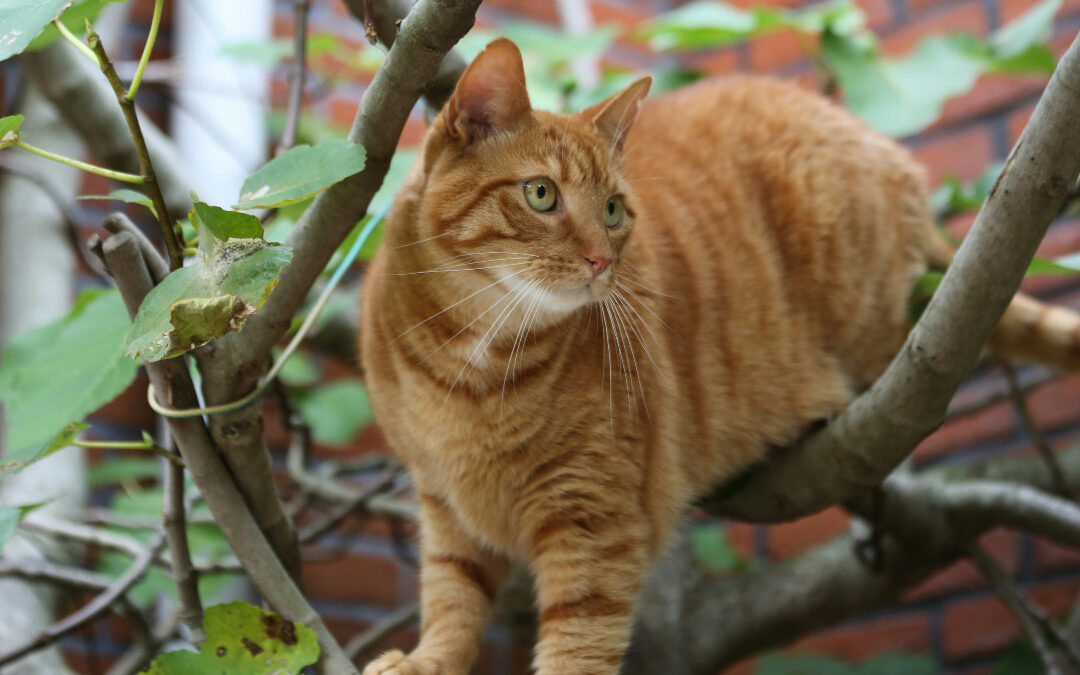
[360,38,1080,675]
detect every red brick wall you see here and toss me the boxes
[49,0,1080,673]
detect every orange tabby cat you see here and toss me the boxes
[359,38,1080,674]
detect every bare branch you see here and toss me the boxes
[969,544,1080,674]
[86,26,182,269]
[163,458,205,643]
[19,41,193,219]
[0,560,112,591]
[342,0,469,114]
[1000,360,1074,499]
[277,0,311,155]
[0,531,165,668]
[709,32,1080,522]
[101,231,357,673]
[105,610,182,675]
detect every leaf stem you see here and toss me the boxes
[72,439,185,467]
[51,18,99,66]
[126,0,163,101]
[13,140,144,183]
[86,25,183,270]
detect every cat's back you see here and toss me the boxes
[619,77,935,476]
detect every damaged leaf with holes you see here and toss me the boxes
[145,601,319,674]
[125,201,292,362]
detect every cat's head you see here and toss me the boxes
[404,38,651,318]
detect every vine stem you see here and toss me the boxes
[86,23,183,270]
[13,140,144,183]
[72,439,184,466]
[51,18,99,66]
[126,0,162,101]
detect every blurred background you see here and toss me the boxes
[1,0,1080,672]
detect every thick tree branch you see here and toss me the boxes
[343,0,469,114]
[709,32,1080,522]
[100,232,357,674]
[631,444,1080,673]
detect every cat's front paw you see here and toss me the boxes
[361,650,437,675]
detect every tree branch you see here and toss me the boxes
[19,41,193,219]
[163,458,205,643]
[708,31,1080,522]
[344,603,420,661]
[100,231,357,674]
[277,0,310,155]
[0,531,165,668]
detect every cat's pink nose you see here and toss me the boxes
[584,255,611,277]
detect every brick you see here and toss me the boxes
[726,521,757,560]
[943,576,1080,661]
[1033,536,1080,573]
[943,593,1018,660]
[882,1,989,56]
[591,0,652,31]
[748,30,814,73]
[905,530,1021,601]
[931,74,1046,134]
[787,613,933,662]
[92,374,156,431]
[767,506,849,561]
[912,398,1015,462]
[302,551,400,606]
[679,48,739,76]
[860,0,895,31]
[483,0,560,24]
[910,124,996,185]
[1000,0,1080,24]
[1025,373,1080,431]
[1006,102,1037,146]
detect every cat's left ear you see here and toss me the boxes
[583,76,652,154]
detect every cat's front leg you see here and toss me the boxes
[363,494,509,675]
[527,508,650,675]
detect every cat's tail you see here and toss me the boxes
[990,294,1080,371]
[922,228,1080,371]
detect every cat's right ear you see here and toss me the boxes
[445,38,532,145]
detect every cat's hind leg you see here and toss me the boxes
[362,494,509,675]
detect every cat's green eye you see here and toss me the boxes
[604,196,625,228]
[523,178,557,212]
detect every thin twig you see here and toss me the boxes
[277,0,310,155]
[344,603,419,660]
[163,451,205,643]
[86,26,182,270]
[0,531,166,667]
[0,560,112,590]
[968,544,1080,673]
[1000,360,1075,500]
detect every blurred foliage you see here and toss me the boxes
[756,652,937,675]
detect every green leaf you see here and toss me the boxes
[145,601,319,674]
[0,0,70,62]
[77,188,156,217]
[908,270,944,322]
[1,422,89,476]
[125,216,293,362]
[0,501,49,556]
[993,640,1041,674]
[295,379,372,447]
[824,32,984,137]
[235,139,366,210]
[191,200,264,240]
[854,653,936,675]
[757,653,853,675]
[992,0,1061,60]
[0,114,23,148]
[688,524,741,573]
[1026,255,1080,276]
[25,0,107,52]
[274,347,320,387]
[0,287,137,451]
